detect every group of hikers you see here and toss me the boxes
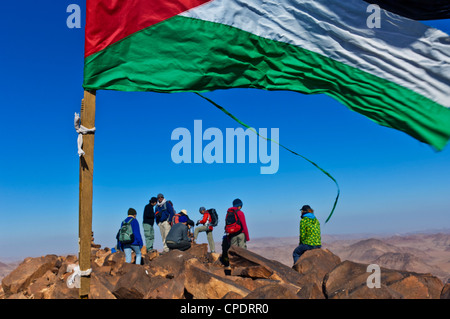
[115,193,321,266]
[115,194,250,265]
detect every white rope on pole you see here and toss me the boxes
[66,264,93,289]
[74,112,96,157]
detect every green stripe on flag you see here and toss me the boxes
[84,16,450,151]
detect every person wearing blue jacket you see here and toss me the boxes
[117,208,143,264]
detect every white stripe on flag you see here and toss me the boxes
[182,0,450,108]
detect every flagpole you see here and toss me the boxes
[78,89,96,299]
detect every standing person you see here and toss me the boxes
[226,198,250,249]
[143,197,157,253]
[292,205,321,264]
[155,193,175,253]
[194,207,215,253]
[117,208,143,264]
[166,215,192,251]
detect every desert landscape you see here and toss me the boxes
[0,231,449,299]
[248,231,450,284]
[0,261,20,282]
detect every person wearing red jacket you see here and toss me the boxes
[229,198,250,249]
[221,198,250,267]
[194,207,215,252]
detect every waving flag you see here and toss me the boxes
[83,0,450,150]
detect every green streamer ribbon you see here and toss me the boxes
[195,92,340,223]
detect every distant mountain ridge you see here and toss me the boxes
[0,261,20,281]
[248,232,450,283]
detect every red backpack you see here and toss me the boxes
[171,212,181,226]
[225,207,242,235]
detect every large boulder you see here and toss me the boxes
[112,263,153,299]
[184,258,251,299]
[188,243,209,261]
[145,274,186,299]
[296,282,325,299]
[146,248,198,278]
[26,270,56,299]
[1,255,59,297]
[227,246,304,287]
[323,260,443,299]
[47,272,79,299]
[292,248,341,298]
[89,272,116,299]
[440,283,450,299]
[92,247,117,268]
[102,251,126,276]
[324,261,403,299]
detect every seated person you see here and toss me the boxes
[166,215,192,251]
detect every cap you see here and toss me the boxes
[300,205,312,212]
[232,198,243,208]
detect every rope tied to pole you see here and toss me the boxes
[66,264,92,289]
[74,112,96,157]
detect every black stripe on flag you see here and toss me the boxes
[365,0,450,20]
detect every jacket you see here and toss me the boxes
[117,216,143,249]
[299,213,321,246]
[198,212,211,225]
[229,208,250,242]
[166,222,190,244]
[155,200,175,224]
[143,202,155,226]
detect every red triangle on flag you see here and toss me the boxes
[85,0,211,57]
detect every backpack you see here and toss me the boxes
[208,208,219,227]
[155,200,175,222]
[171,213,181,226]
[224,208,242,235]
[118,218,134,244]
[167,200,175,214]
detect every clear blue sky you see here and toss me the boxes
[0,2,449,258]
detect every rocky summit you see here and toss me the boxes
[1,244,448,299]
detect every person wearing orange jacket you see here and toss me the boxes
[194,207,215,252]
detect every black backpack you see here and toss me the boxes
[208,208,219,227]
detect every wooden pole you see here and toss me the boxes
[78,90,96,299]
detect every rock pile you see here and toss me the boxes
[1,244,448,299]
